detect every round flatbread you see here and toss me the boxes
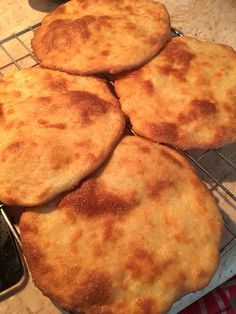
[20,136,223,314]
[115,36,236,149]
[0,68,125,206]
[32,0,171,75]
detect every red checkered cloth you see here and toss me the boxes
[180,276,236,314]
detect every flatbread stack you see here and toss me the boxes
[0,68,125,206]
[19,136,223,314]
[32,0,171,75]
[1,0,235,313]
[115,36,236,149]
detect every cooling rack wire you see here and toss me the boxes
[0,24,235,261]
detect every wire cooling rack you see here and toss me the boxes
[0,24,235,312]
[0,23,40,75]
[0,25,235,202]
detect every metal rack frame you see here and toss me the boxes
[0,24,235,312]
[0,205,28,300]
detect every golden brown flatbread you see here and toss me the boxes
[0,68,125,206]
[20,136,223,314]
[32,0,171,75]
[115,36,236,149]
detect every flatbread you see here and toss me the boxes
[32,0,171,75]
[115,36,236,149]
[19,136,223,314]
[0,68,125,206]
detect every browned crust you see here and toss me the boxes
[20,136,223,314]
[115,36,236,150]
[0,68,125,206]
[32,0,171,75]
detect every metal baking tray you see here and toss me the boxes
[0,205,28,300]
[0,24,235,313]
